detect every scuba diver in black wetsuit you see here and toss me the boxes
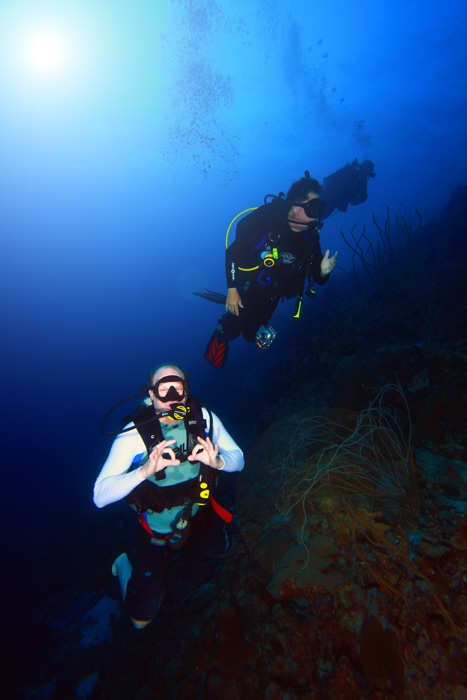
[204,175,338,368]
[321,159,375,219]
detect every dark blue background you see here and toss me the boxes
[1,0,466,576]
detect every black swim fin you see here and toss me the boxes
[45,565,113,629]
[204,328,229,368]
[193,289,227,305]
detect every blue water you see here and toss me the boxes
[1,0,466,585]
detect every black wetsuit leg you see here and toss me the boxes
[124,525,170,622]
[205,282,280,365]
[214,284,278,341]
[189,507,231,558]
[242,300,279,341]
[216,310,243,340]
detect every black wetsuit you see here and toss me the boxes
[220,198,329,342]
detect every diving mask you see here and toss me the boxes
[144,375,188,402]
[292,198,326,220]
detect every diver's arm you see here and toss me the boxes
[320,249,338,275]
[225,287,243,315]
[224,241,244,313]
[225,245,238,289]
[225,206,270,288]
[206,409,245,473]
[93,425,147,508]
[310,239,333,285]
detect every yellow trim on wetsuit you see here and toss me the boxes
[225,207,260,271]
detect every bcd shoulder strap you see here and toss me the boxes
[124,396,216,514]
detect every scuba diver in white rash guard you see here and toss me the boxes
[93,363,244,630]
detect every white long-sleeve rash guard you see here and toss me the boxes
[93,408,244,509]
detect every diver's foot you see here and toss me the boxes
[112,553,130,577]
[204,326,229,368]
[112,553,132,602]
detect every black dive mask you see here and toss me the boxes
[141,375,188,402]
[159,385,185,403]
[292,198,326,220]
[101,377,190,437]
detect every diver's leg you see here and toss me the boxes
[112,551,150,629]
[112,553,132,602]
[189,505,231,558]
[204,312,241,367]
[123,527,169,629]
[242,294,280,343]
[200,510,231,558]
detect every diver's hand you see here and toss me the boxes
[226,288,243,316]
[321,250,338,276]
[139,439,180,478]
[187,436,221,469]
